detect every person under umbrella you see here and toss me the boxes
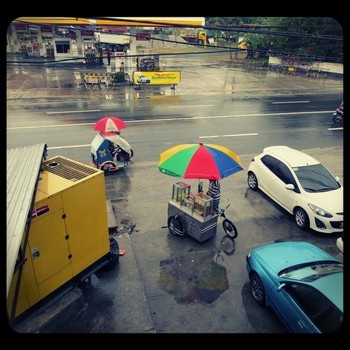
[207,179,221,214]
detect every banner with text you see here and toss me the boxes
[133,71,181,85]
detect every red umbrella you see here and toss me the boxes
[94,116,127,132]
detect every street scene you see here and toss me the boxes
[6,17,344,337]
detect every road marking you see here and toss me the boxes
[167,105,214,108]
[328,127,343,131]
[48,144,90,149]
[199,133,258,139]
[106,95,114,99]
[7,111,337,130]
[46,109,101,115]
[272,101,310,104]
[7,123,95,130]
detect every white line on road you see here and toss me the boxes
[7,111,336,130]
[46,109,101,115]
[48,144,90,149]
[272,101,310,104]
[328,127,343,131]
[167,105,214,108]
[7,123,95,130]
[199,133,258,139]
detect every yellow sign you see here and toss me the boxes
[133,71,181,85]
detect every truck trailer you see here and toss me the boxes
[94,32,130,51]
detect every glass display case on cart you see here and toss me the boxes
[167,181,218,242]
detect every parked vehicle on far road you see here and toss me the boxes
[246,241,343,333]
[247,146,343,234]
[333,101,343,123]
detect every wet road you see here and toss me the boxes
[7,53,344,335]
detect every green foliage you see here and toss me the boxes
[205,17,343,61]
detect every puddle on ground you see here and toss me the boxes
[159,250,229,304]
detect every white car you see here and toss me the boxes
[136,75,151,83]
[247,146,343,234]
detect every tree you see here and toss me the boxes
[204,17,343,62]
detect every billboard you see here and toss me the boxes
[133,71,181,85]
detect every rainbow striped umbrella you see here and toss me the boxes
[158,142,244,180]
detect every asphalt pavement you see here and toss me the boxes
[7,52,344,336]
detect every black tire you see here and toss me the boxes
[250,272,266,305]
[294,207,309,230]
[333,113,342,123]
[167,215,186,236]
[99,161,117,174]
[247,172,258,190]
[223,218,238,239]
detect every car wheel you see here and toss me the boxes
[250,273,266,305]
[247,172,258,190]
[294,207,309,230]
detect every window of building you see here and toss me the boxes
[55,41,70,54]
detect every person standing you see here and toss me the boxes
[107,50,111,66]
[207,179,221,214]
[99,48,103,65]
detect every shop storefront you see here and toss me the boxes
[6,23,95,62]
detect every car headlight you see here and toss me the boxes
[308,203,333,218]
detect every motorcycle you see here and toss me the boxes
[333,103,343,123]
[91,132,133,174]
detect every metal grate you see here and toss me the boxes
[42,156,98,181]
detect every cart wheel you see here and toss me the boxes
[168,215,185,236]
[99,161,118,174]
[223,218,238,239]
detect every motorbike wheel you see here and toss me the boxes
[223,218,238,239]
[333,113,343,123]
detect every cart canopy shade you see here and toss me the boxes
[100,132,132,154]
[7,144,47,296]
[158,143,244,180]
[91,132,133,156]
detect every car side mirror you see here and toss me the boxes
[285,184,295,191]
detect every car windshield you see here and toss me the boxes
[293,164,341,192]
[279,262,343,282]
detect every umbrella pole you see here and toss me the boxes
[198,180,203,193]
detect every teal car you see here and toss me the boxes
[246,241,343,333]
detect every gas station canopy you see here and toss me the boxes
[14,17,205,27]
